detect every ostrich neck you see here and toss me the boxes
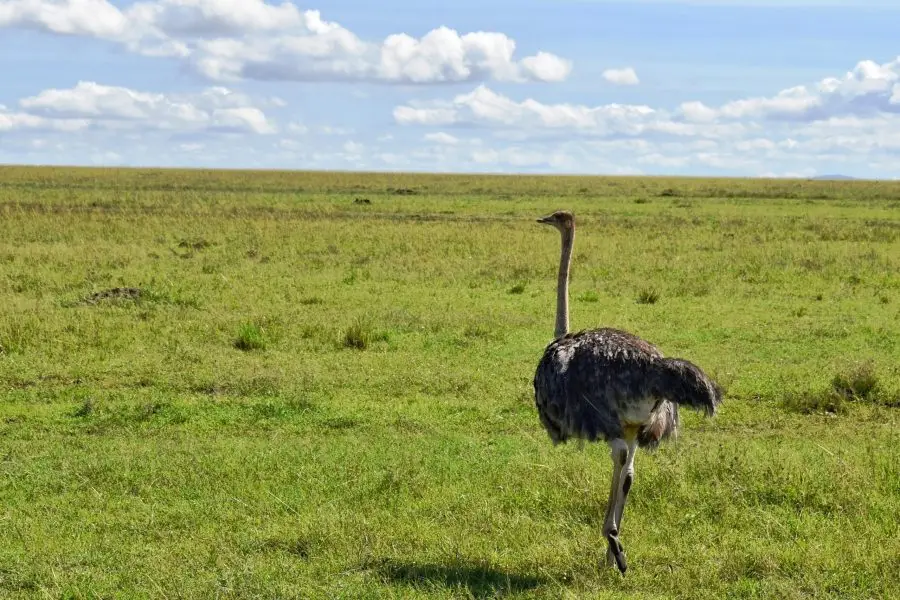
[554,227,574,339]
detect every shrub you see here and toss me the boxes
[831,361,879,401]
[636,289,660,305]
[343,323,371,350]
[234,321,266,351]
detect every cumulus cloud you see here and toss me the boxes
[0,105,89,132]
[0,110,50,132]
[0,0,572,84]
[397,57,900,143]
[520,52,572,82]
[393,85,743,140]
[11,81,277,134]
[0,0,128,38]
[392,56,900,177]
[682,57,900,122]
[602,67,640,86]
[9,46,900,177]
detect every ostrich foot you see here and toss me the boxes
[605,533,627,575]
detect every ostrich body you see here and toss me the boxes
[532,210,721,575]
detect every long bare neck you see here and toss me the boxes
[554,226,574,338]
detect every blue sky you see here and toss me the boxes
[1,0,899,177]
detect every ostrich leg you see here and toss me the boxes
[613,441,639,541]
[602,439,629,574]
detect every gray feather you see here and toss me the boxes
[533,327,721,448]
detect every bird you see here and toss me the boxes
[532,210,722,575]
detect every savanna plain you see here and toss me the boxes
[0,166,899,599]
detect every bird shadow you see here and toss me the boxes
[374,558,547,598]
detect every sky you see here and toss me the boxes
[1,0,899,177]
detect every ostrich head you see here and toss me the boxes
[537,210,575,232]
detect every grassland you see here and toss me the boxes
[1,166,898,599]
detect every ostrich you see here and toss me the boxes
[532,210,721,575]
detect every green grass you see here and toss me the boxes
[635,288,660,305]
[1,166,899,598]
[233,321,267,352]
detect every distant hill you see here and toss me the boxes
[811,174,856,181]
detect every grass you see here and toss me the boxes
[234,321,267,351]
[0,166,899,598]
[831,360,881,401]
[343,321,372,350]
[635,288,660,305]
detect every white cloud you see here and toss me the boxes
[375,27,569,84]
[602,67,640,86]
[734,138,777,151]
[520,51,572,82]
[8,46,900,178]
[318,125,353,135]
[393,85,725,139]
[287,121,309,134]
[0,110,45,131]
[678,101,718,123]
[687,57,900,122]
[342,140,364,155]
[471,147,575,169]
[0,0,128,38]
[90,150,124,165]
[637,153,689,168]
[424,132,459,145]
[210,107,275,134]
[132,0,306,35]
[391,56,900,177]
[277,139,301,151]
[0,1,572,85]
[13,81,276,134]
[394,104,458,126]
[394,56,900,145]
[0,106,88,132]
[376,152,405,166]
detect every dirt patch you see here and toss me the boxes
[81,287,144,305]
[177,238,212,250]
[389,187,418,195]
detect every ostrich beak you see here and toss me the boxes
[536,215,553,224]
